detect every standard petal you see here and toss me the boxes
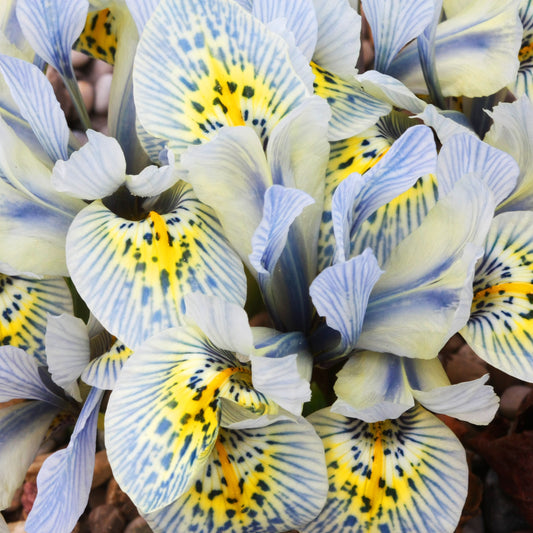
[25,388,104,533]
[16,0,91,127]
[0,401,58,509]
[81,339,132,390]
[0,55,69,162]
[52,130,126,200]
[66,183,246,349]
[252,0,318,60]
[462,211,533,382]
[364,0,435,73]
[181,126,271,269]
[311,64,391,141]
[416,104,475,144]
[134,0,309,155]
[144,419,327,533]
[311,0,361,77]
[184,293,253,356]
[359,176,494,359]
[105,326,277,513]
[0,346,66,406]
[310,249,382,362]
[484,96,533,212]
[437,133,519,206]
[124,0,160,34]
[304,405,467,533]
[388,0,522,97]
[332,352,414,422]
[45,314,90,402]
[0,275,73,364]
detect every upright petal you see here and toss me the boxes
[311,0,361,77]
[0,55,69,162]
[359,176,494,358]
[437,133,519,206]
[305,405,467,533]
[363,0,435,73]
[484,96,533,212]
[387,0,522,97]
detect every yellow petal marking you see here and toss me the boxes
[74,9,117,65]
[472,282,533,303]
[214,438,241,502]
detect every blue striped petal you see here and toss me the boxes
[359,175,494,359]
[332,352,414,422]
[105,325,278,512]
[16,0,91,127]
[124,0,160,34]
[0,55,69,162]
[0,275,73,364]
[364,0,435,73]
[0,346,66,406]
[251,0,317,60]
[250,186,315,332]
[484,96,533,212]
[25,388,104,533]
[345,124,437,258]
[133,0,310,155]
[437,133,519,205]
[144,419,327,533]
[416,104,475,144]
[462,211,533,382]
[181,126,270,269]
[310,249,382,362]
[66,182,246,349]
[45,314,90,402]
[0,400,59,509]
[304,405,467,533]
[388,0,522,97]
[52,130,126,200]
[311,0,361,77]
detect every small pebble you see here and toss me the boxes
[20,482,37,517]
[7,520,26,533]
[72,50,91,69]
[94,72,113,114]
[25,453,53,484]
[88,484,108,510]
[88,504,126,533]
[124,516,152,533]
[46,67,74,120]
[90,59,113,81]
[500,385,533,419]
[443,344,487,384]
[78,80,95,114]
[92,450,112,489]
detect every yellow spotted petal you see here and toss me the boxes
[0,276,73,365]
[144,419,327,533]
[73,8,117,64]
[66,181,246,350]
[462,210,533,381]
[105,325,277,513]
[304,405,467,533]
[133,0,310,155]
[510,0,533,98]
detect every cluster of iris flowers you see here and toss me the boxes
[0,0,532,531]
